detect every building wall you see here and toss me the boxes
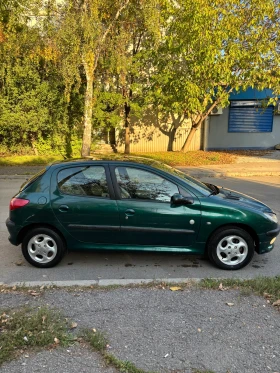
[207,107,280,149]
[116,113,203,152]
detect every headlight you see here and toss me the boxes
[264,213,278,223]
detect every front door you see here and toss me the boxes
[110,165,201,247]
[51,164,120,244]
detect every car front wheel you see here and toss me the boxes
[22,227,66,268]
[208,226,255,270]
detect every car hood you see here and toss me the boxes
[215,186,273,213]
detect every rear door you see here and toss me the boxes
[51,164,120,244]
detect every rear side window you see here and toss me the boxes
[57,166,110,198]
[20,169,46,192]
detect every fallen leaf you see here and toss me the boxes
[226,303,234,307]
[263,292,272,298]
[12,286,17,291]
[218,283,224,290]
[40,285,45,290]
[16,261,23,266]
[272,299,280,307]
[71,322,78,329]
[170,286,182,291]
[54,337,60,344]
[30,292,40,297]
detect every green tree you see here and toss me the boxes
[150,0,280,152]
[50,0,131,157]
[0,0,69,155]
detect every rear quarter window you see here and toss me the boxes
[19,169,46,192]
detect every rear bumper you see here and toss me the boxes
[6,218,21,246]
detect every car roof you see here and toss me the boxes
[48,156,171,171]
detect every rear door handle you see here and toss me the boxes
[58,205,69,212]
[125,209,135,217]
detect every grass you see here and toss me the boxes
[129,151,237,167]
[0,149,273,167]
[0,151,237,167]
[0,306,72,366]
[0,155,64,166]
[199,276,280,303]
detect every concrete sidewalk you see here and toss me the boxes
[177,161,280,178]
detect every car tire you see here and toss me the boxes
[22,227,66,268]
[207,226,255,270]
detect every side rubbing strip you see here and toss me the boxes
[68,224,120,231]
[121,227,195,234]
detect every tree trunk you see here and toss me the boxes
[181,119,203,152]
[81,65,94,157]
[167,127,177,151]
[30,134,38,155]
[124,102,130,154]
[124,121,130,154]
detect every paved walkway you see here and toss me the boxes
[178,150,280,177]
[1,287,280,373]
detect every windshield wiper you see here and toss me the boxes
[204,183,220,196]
[209,190,217,196]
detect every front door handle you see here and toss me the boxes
[125,209,135,218]
[58,205,69,212]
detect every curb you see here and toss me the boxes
[0,278,202,288]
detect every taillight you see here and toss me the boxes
[10,198,29,211]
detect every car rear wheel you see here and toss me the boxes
[22,227,66,268]
[208,226,255,270]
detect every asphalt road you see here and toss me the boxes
[0,176,280,285]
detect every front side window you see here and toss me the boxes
[115,167,179,202]
[58,166,109,198]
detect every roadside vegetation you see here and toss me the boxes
[0,150,238,167]
[199,276,280,305]
[0,306,72,365]
[0,155,64,166]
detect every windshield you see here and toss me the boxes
[168,168,212,195]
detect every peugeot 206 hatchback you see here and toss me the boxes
[6,159,280,270]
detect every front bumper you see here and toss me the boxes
[6,218,21,246]
[257,224,280,254]
[266,226,280,238]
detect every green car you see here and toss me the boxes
[6,159,279,270]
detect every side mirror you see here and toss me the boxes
[171,193,193,206]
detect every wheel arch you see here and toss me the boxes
[206,223,259,252]
[17,223,67,249]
